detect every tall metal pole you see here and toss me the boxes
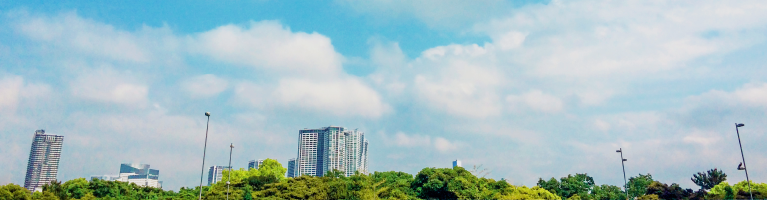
[735,123,753,200]
[617,148,628,200]
[227,143,234,200]
[198,112,211,200]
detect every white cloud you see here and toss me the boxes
[477,0,767,78]
[273,78,389,118]
[12,11,180,63]
[190,21,343,76]
[394,132,431,147]
[368,41,408,95]
[0,75,51,112]
[434,137,459,152]
[732,82,767,107]
[682,135,720,146]
[181,74,229,98]
[70,68,148,106]
[386,132,460,153]
[0,76,23,111]
[685,82,767,109]
[409,44,503,118]
[234,77,389,118]
[506,90,564,113]
[593,119,611,132]
[492,31,527,50]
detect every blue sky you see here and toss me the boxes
[2,0,767,191]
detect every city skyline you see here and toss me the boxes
[2,0,767,191]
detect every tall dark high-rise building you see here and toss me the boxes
[295,126,368,177]
[286,158,296,178]
[24,130,64,192]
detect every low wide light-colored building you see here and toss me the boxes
[92,163,162,188]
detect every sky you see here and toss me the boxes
[2,0,767,191]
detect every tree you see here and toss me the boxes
[411,167,461,199]
[0,188,11,200]
[62,178,89,199]
[724,185,735,200]
[242,188,253,200]
[371,171,416,199]
[691,168,726,190]
[469,165,491,178]
[41,180,66,200]
[559,173,594,199]
[537,177,560,196]
[645,181,693,200]
[591,184,627,200]
[0,183,32,200]
[537,174,595,199]
[257,158,288,180]
[627,173,654,199]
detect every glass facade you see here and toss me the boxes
[286,158,296,177]
[295,126,369,177]
[208,166,231,186]
[120,163,159,180]
[24,130,64,192]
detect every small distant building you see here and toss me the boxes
[120,164,162,188]
[248,159,265,170]
[94,163,162,188]
[208,166,231,186]
[287,158,296,177]
[453,160,461,168]
[90,175,119,181]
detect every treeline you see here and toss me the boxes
[0,160,762,199]
[537,168,767,200]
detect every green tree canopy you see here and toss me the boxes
[591,184,627,200]
[627,173,654,199]
[537,173,595,199]
[691,168,726,190]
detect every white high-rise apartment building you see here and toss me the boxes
[344,129,368,176]
[208,166,231,186]
[295,126,368,177]
[296,128,321,176]
[24,130,64,192]
[323,127,346,175]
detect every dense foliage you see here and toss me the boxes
[537,173,626,200]
[691,168,727,190]
[2,158,558,200]
[708,180,767,199]
[6,162,759,200]
[626,173,654,199]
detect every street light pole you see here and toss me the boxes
[227,143,234,200]
[198,112,211,200]
[616,148,628,200]
[735,123,753,200]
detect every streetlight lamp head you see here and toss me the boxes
[230,144,234,148]
[737,123,744,127]
[616,150,621,153]
[623,159,627,161]
[205,112,211,116]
